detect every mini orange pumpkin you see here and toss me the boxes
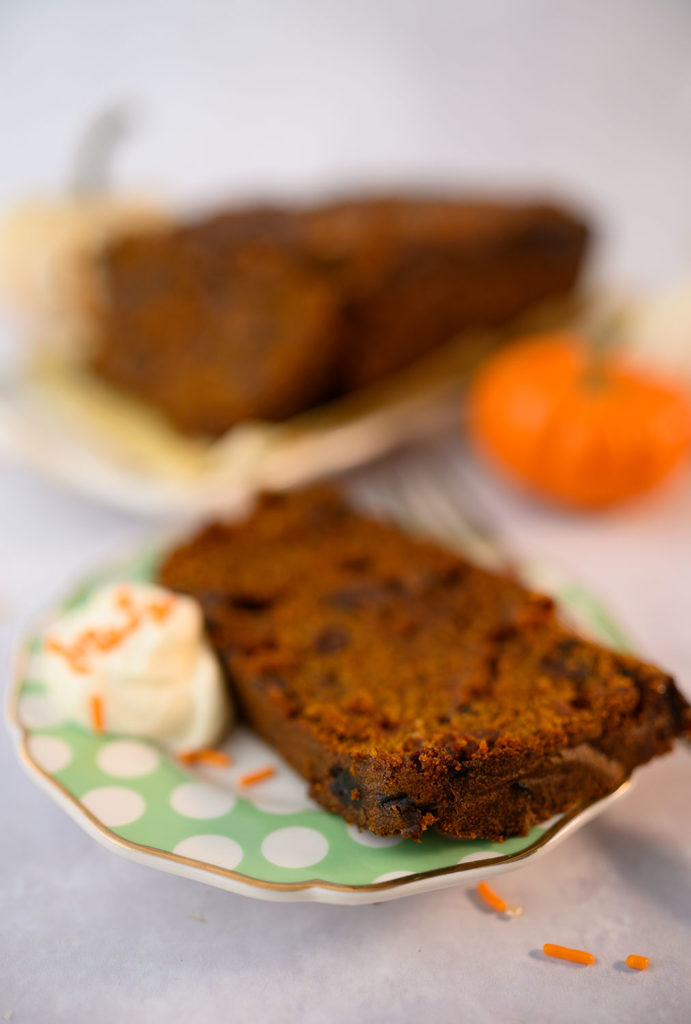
[468,333,691,508]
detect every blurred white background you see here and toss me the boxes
[1,0,690,284]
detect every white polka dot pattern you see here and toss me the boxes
[372,871,413,884]
[18,693,65,729]
[346,824,403,849]
[174,834,243,870]
[457,850,503,865]
[81,786,145,826]
[170,781,235,820]
[242,769,318,815]
[97,739,160,778]
[261,826,329,869]
[27,734,72,773]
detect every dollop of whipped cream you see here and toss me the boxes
[39,583,232,752]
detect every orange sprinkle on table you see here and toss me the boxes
[625,954,650,971]
[543,944,595,965]
[476,881,523,918]
[179,749,232,767]
[89,694,105,734]
[238,766,276,787]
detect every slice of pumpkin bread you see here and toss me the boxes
[159,488,689,840]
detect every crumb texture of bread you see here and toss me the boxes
[91,196,590,436]
[158,488,688,839]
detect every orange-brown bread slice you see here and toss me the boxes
[159,489,688,839]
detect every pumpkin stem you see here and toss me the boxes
[67,100,141,196]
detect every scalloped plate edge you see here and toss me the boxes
[6,635,633,905]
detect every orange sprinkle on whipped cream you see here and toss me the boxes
[476,881,523,918]
[149,596,175,622]
[46,638,89,674]
[543,944,595,965]
[89,694,105,734]
[625,954,650,971]
[46,587,178,675]
[238,766,276,787]
[115,587,134,609]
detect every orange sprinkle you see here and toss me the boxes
[149,596,175,622]
[46,637,68,656]
[543,944,595,965]
[195,749,231,767]
[81,627,121,652]
[97,629,123,652]
[116,587,133,609]
[179,749,232,767]
[114,589,140,632]
[46,587,178,678]
[238,766,276,787]
[46,637,89,674]
[89,694,105,734]
[46,637,78,661]
[477,881,523,918]
[46,591,144,675]
[122,610,141,633]
[625,954,650,971]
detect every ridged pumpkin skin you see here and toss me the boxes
[469,334,691,508]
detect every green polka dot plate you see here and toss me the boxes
[7,547,633,905]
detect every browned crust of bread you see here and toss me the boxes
[158,488,688,839]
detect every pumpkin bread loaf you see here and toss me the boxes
[91,196,590,436]
[158,488,689,840]
[90,209,340,435]
[300,198,590,391]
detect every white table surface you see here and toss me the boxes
[1,2,690,1022]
